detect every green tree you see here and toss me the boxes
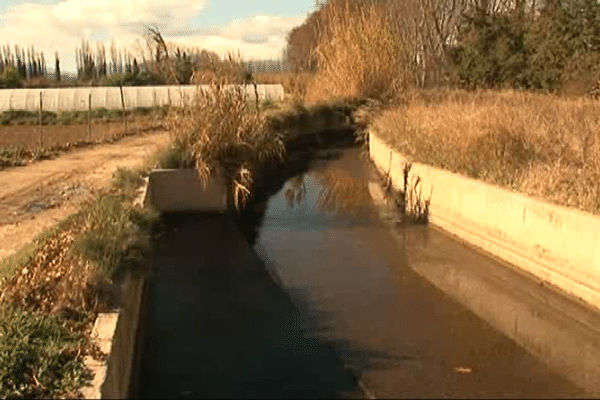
[526,0,600,91]
[0,67,23,88]
[450,8,529,89]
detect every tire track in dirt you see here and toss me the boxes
[0,131,170,261]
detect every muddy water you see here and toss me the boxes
[255,148,600,398]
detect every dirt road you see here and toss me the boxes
[0,131,170,261]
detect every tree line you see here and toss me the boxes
[0,27,289,89]
[285,0,600,93]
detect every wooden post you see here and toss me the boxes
[39,91,43,149]
[88,93,92,142]
[119,85,127,137]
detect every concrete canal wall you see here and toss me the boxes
[369,131,600,312]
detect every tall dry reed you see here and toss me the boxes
[168,55,285,209]
[306,0,415,104]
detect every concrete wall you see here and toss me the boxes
[144,168,228,213]
[369,131,600,311]
[101,273,147,398]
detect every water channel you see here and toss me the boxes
[253,147,600,398]
[139,141,600,398]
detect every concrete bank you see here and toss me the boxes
[369,131,600,312]
[81,177,155,399]
[80,273,146,399]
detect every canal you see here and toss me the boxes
[138,142,600,398]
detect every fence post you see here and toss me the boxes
[119,85,127,137]
[39,91,43,149]
[153,90,157,120]
[88,93,92,142]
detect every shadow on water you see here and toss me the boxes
[285,285,419,382]
[138,211,405,399]
[137,121,409,398]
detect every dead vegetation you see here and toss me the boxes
[293,0,600,216]
[305,0,414,105]
[0,162,156,397]
[371,89,600,215]
[167,56,286,210]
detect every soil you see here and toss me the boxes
[0,130,170,261]
[0,118,163,149]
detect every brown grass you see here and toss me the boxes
[372,89,600,215]
[305,0,414,105]
[253,71,289,85]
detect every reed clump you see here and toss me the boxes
[305,0,414,105]
[167,55,285,209]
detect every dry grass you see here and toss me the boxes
[372,89,600,215]
[168,56,285,209]
[305,0,414,105]
[0,168,155,397]
[253,71,289,85]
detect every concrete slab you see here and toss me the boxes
[81,312,119,399]
[144,169,228,213]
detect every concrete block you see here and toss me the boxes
[144,168,228,213]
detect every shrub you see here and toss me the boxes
[0,67,23,89]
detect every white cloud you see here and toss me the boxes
[173,15,306,60]
[0,2,305,73]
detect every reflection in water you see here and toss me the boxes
[256,148,597,398]
[314,168,373,216]
[284,176,306,209]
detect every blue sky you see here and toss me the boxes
[0,0,317,72]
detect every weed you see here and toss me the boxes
[147,141,190,169]
[70,196,135,278]
[111,167,146,196]
[0,304,91,398]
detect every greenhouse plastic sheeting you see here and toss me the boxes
[0,84,285,112]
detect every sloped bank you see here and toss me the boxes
[369,131,600,312]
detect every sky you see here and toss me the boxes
[0,0,318,73]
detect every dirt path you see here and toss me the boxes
[0,131,170,261]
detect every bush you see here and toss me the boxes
[450,0,600,91]
[168,62,285,209]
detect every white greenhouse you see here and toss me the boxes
[0,84,285,113]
